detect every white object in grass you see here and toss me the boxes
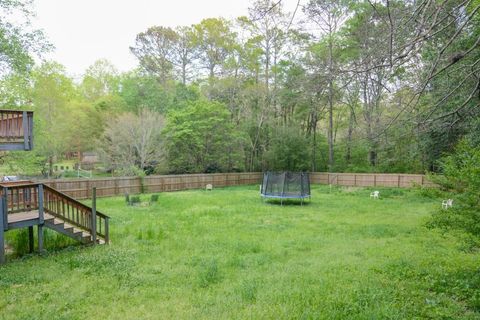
[442,199,453,209]
[370,191,380,199]
[206,184,213,191]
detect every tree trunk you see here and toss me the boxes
[327,37,334,172]
[48,156,53,177]
[346,109,354,164]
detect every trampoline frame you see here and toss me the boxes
[260,172,311,205]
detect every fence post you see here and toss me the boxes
[373,174,377,187]
[86,180,91,199]
[114,178,119,196]
[91,187,97,245]
[397,175,401,188]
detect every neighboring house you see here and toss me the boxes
[82,151,99,164]
[61,151,99,170]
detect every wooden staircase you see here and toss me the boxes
[44,213,105,245]
[0,181,110,263]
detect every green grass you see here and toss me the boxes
[1,185,479,319]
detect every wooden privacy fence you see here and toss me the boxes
[310,173,437,188]
[39,173,262,199]
[37,172,435,200]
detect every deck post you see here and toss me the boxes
[22,111,28,150]
[37,225,44,253]
[28,226,34,253]
[38,185,44,224]
[2,187,8,230]
[38,184,45,253]
[91,187,97,245]
[0,197,5,264]
[28,113,34,149]
[105,217,109,244]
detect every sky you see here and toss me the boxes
[32,0,300,78]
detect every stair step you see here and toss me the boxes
[62,222,74,232]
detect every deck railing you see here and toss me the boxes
[0,110,34,151]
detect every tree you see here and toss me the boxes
[118,71,174,113]
[31,62,79,176]
[192,18,236,78]
[0,0,50,76]
[428,138,480,242]
[130,26,178,84]
[164,100,245,173]
[80,59,120,101]
[265,126,311,171]
[304,0,349,171]
[99,109,164,175]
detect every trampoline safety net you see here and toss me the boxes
[261,172,310,199]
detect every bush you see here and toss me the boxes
[130,196,141,205]
[428,139,480,239]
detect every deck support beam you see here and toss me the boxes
[28,226,34,253]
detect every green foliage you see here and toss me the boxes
[197,259,221,288]
[129,195,141,205]
[150,194,159,202]
[265,126,311,171]
[164,100,245,173]
[428,139,480,239]
[0,0,50,76]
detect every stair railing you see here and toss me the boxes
[43,185,109,243]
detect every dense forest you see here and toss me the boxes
[1,0,479,176]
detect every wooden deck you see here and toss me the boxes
[1,182,110,263]
[6,211,56,229]
[8,210,40,224]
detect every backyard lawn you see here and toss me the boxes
[0,185,479,319]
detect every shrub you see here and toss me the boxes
[130,196,141,205]
[428,139,480,240]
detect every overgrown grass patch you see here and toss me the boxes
[0,185,479,319]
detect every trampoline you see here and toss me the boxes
[260,172,311,204]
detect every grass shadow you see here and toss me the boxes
[262,198,311,206]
